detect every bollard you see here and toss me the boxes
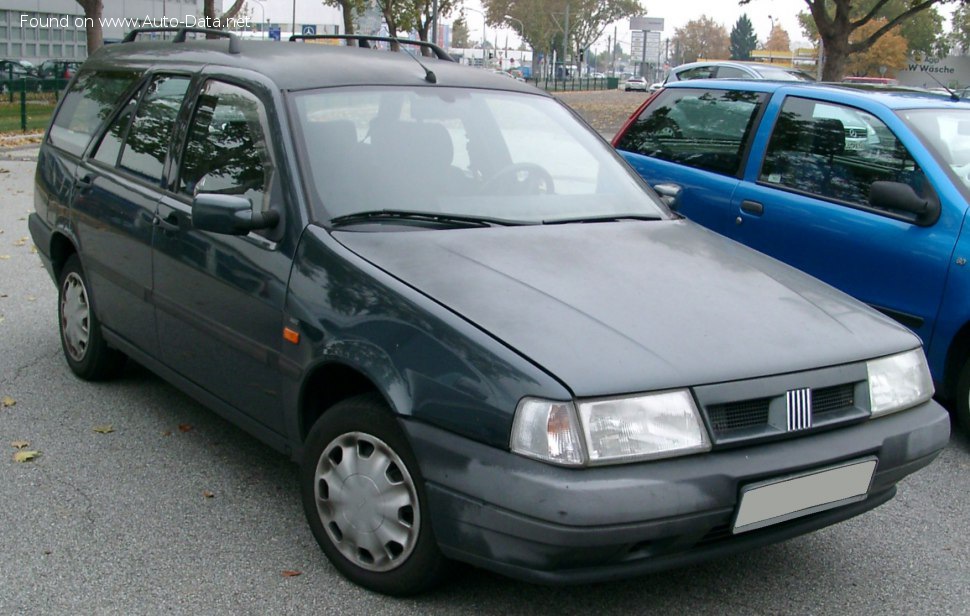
[20,80,27,131]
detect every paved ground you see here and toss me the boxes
[1,96,969,614]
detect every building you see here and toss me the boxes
[0,0,203,61]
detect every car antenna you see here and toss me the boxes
[922,69,960,102]
[396,39,438,84]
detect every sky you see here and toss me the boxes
[227,0,956,54]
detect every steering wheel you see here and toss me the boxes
[480,163,555,195]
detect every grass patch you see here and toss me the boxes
[0,99,56,132]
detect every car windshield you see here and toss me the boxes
[291,87,667,225]
[901,108,970,191]
[753,66,815,81]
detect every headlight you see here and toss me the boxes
[510,390,710,467]
[867,348,934,417]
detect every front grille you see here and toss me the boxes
[708,398,771,433]
[700,380,865,445]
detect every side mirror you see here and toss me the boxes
[653,183,682,210]
[868,181,940,226]
[192,194,280,235]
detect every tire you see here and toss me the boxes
[300,393,446,595]
[953,360,970,433]
[57,254,126,380]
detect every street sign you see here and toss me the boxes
[302,24,317,36]
[630,17,664,32]
[268,26,281,41]
[631,30,644,58]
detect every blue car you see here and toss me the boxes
[613,80,970,431]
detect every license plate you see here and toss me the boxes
[732,457,877,534]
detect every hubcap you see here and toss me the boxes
[315,431,419,572]
[60,272,90,362]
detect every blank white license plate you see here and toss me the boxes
[732,458,877,534]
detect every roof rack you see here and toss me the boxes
[122,27,241,54]
[288,34,454,62]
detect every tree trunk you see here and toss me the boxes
[820,32,849,81]
[76,0,103,54]
[341,2,356,38]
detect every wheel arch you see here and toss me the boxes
[943,320,970,399]
[49,231,78,281]
[298,361,385,443]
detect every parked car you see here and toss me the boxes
[37,59,81,79]
[666,60,816,84]
[613,79,970,431]
[624,75,648,91]
[0,58,41,93]
[31,31,949,596]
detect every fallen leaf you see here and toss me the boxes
[0,255,9,260]
[203,490,215,498]
[11,440,28,449]
[92,425,114,434]
[13,237,26,247]
[30,246,37,254]
[13,450,40,462]
[0,293,7,298]
[1,396,15,407]
[26,296,35,302]
[161,430,172,437]
[281,570,302,577]
[178,423,192,433]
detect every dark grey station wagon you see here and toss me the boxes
[29,28,949,595]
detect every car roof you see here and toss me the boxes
[663,78,970,110]
[83,38,545,95]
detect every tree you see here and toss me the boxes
[844,17,908,75]
[75,0,103,53]
[730,14,758,60]
[412,0,458,54]
[673,16,730,63]
[746,0,960,81]
[451,16,470,47]
[765,24,791,52]
[322,0,369,40]
[951,4,970,54]
[203,0,246,28]
[798,0,946,56]
[567,0,643,70]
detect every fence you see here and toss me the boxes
[528,76,618,92]
[0,78,69,133]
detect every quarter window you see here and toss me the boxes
[614,88,767,177]
[760,97,928,214]
[91,86,141,166]
[48,70,140,156]
[179,81,274,211]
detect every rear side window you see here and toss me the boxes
[615,88,766,177]
[48,70,140,156]
[119,75,191,182]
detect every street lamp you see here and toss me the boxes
[465,8,487,69]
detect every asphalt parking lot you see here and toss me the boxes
[1,133,969,614]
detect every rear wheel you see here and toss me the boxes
[57,255,125,380]
[300,393,446,595]
[953,360,970,433]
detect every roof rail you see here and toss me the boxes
[288,34,454,62]
[122,27,241,54]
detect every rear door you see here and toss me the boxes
[729,93,958,341]
[152,77,291,433]
[615,87,768,235]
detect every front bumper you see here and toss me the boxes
[403,399,949,584]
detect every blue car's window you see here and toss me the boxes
[760,96,927,215]
[614,88,767,177]
[293,87,666,224]
[901,108,970,194]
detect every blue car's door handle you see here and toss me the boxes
[741,200,764,216]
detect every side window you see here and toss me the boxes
[760,97,927,215]
[716,66,749,79]
[48,70,140,156]
[92,86,142,166]
[614,88,767,177]
[179,81,274,211]
[118,75,191,183]
[677,66,716,80]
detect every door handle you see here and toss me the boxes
[153,211,181,232]
[740,200,764,216]
[75,174,93,191]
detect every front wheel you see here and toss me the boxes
[300,393,446,595]
[953,360,970,433]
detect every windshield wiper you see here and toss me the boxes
[542,214,664,225]
[330,209,527,229]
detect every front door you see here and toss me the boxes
[152,79,289,433]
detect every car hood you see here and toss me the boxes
[333,220,917,397]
